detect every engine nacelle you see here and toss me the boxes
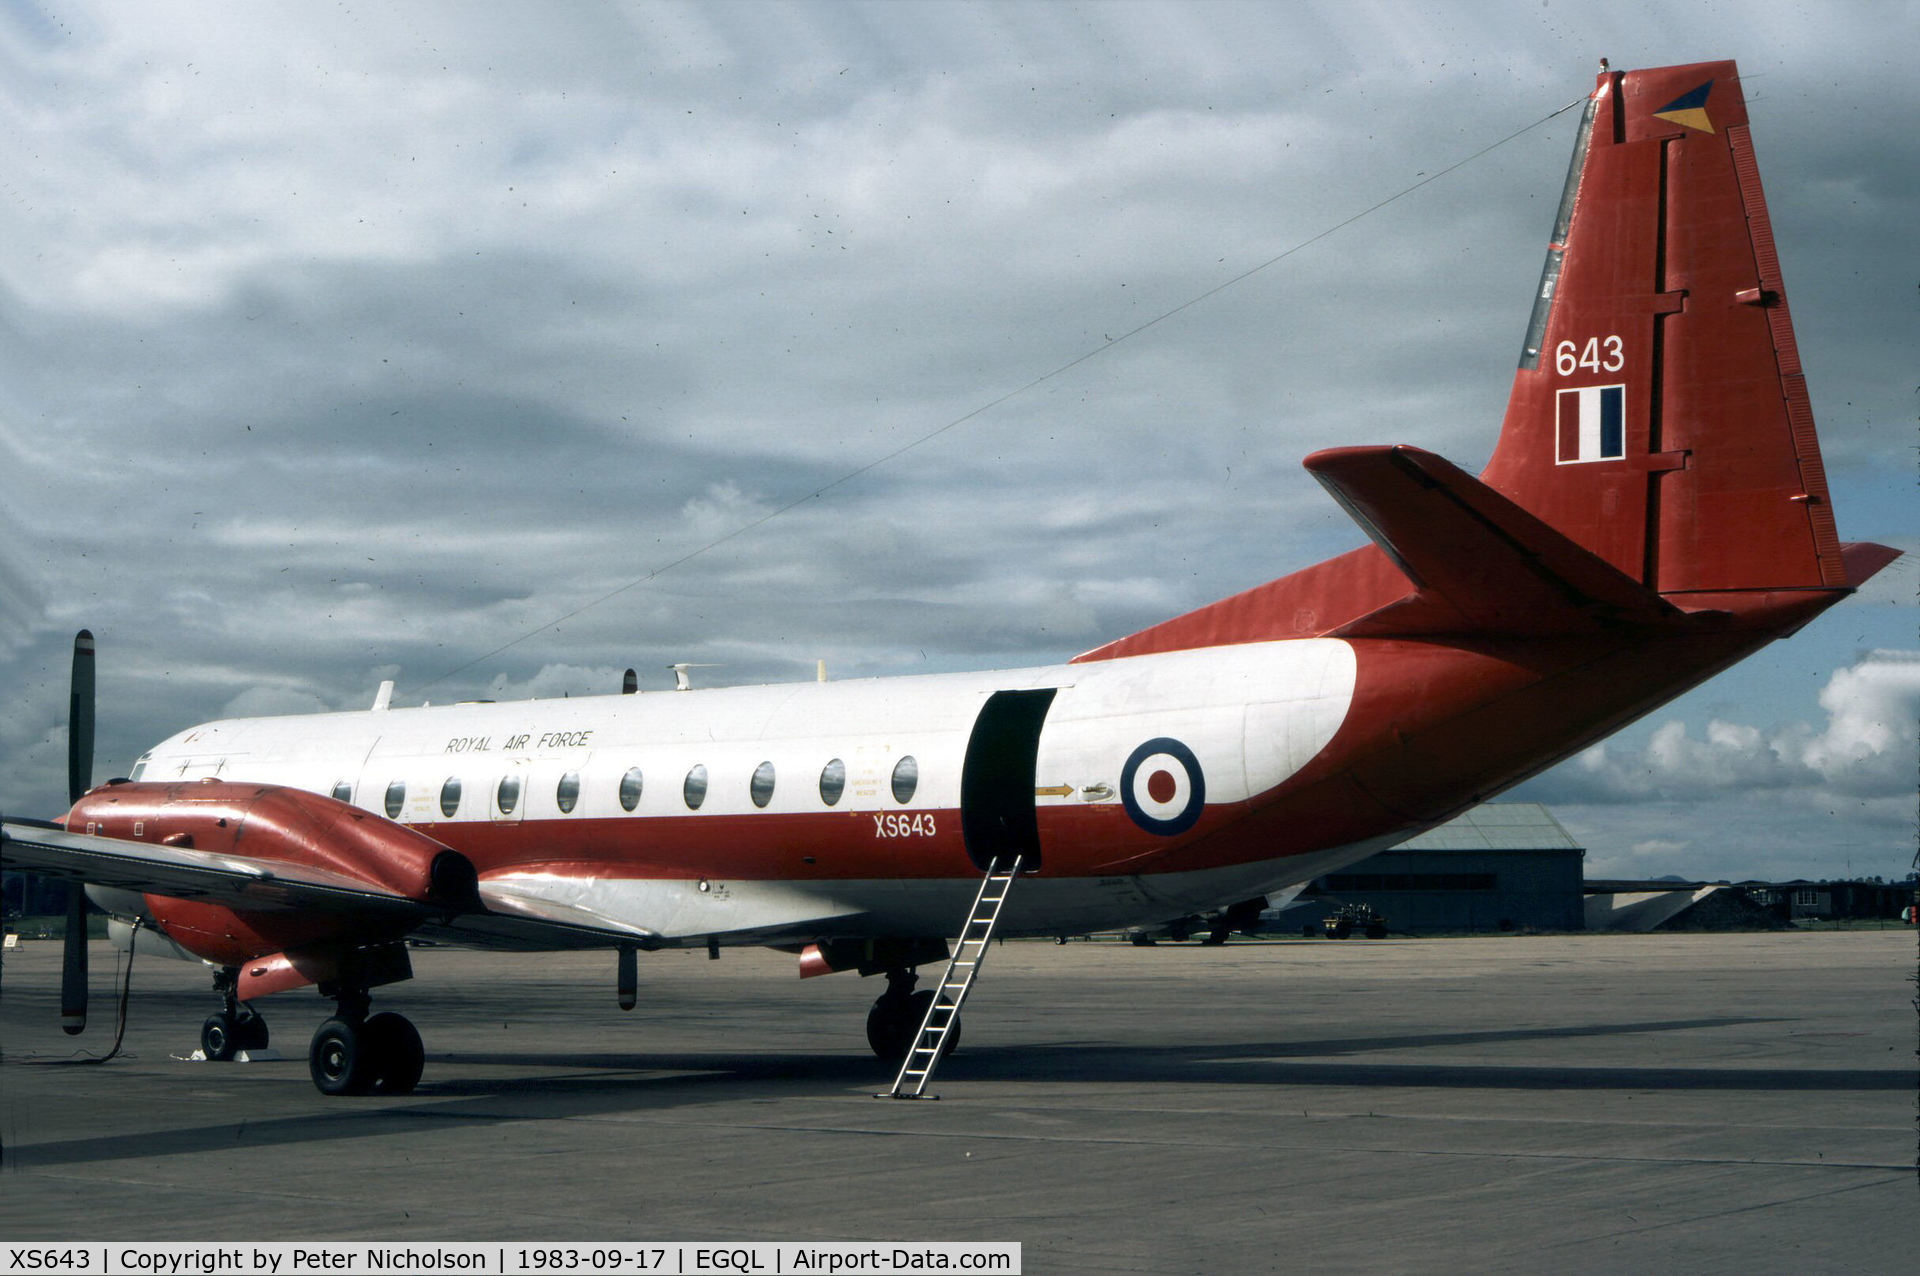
[67,779,476,968]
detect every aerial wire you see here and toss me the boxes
[419,92,1588,693]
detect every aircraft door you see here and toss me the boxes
[960,688,1057,872]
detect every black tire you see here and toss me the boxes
[866,992,917,1061]
[234,1006,270,1051]
[364,1012,425,1095]
[1365,924,1388,940]
[201,1012,237,1062]
[1201,927,1229,946]
[866,988,962,1062]
[309,1017,375,1096]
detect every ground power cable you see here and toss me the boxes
[420,94,1587,694]
[4,918,141,1067]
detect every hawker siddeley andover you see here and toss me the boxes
[4,60,1896,1098]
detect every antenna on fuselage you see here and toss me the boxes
[668,663,718,692]
[370,680,395,711]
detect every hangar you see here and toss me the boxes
[1307,802,1585,933]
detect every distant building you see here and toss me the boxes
[1309,803,1586,933]
[1743,880,1917,922]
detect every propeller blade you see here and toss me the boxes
[68,629,95,804]
[61,629,95,1035]
[60,888,87,1034]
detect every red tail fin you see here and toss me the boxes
[1076,60,1884,667]
[1481,60,1846,595]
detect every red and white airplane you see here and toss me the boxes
[3,60,1897,1096]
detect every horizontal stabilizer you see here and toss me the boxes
[1305,445,1680,638]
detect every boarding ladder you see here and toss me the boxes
[882,855,1022,1099]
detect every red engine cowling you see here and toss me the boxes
[68,779,476,969]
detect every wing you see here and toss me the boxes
[2,817,432,919]
[1,816,861,951]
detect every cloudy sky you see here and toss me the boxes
[1,1,1913,885]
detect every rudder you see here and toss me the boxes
[1480,60,1847,596]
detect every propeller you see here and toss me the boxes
[60,629,94,1035]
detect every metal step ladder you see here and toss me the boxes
[882,855,1022,1099]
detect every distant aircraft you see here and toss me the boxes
[4,60,1896,1096]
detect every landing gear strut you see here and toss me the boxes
[308,988,425,1096]
[201,967,270,1061]
[864,968,960,1063]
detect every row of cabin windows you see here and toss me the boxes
[341,754,920,821]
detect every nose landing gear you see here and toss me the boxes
[201,967,270,1061]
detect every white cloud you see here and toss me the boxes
[1553,650,1919,831]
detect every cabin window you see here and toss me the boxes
[750,761,776,808]
[819,758,846,806]
[556,771,581,814]
[331,778,354,804]
[619,767,644,812]
[891,755,918,805]
[439,777,462,818]
[384,780,406,819]
[496,774,521,815]
[683,764,708,810]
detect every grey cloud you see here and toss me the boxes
[2,3,1913,889]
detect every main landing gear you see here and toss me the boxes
[864,967,960,1063]
[308,989,425,1096]
[196,951,424,1096]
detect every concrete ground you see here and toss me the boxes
[1,931,1915,1272]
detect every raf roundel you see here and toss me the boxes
[1119,737,1206,836]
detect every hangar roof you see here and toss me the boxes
[1398,802,1582,852]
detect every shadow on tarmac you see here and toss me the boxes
[7,1015,1907,1172]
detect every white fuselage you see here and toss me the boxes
[125,639,1371,943]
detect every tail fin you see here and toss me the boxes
[1480,59,1847,595]
[1075,60,1884,667]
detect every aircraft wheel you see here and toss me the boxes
[234,1006,270,1051]
[201,1012,238,1062]
[866,991,917,1061]
[309,1017,375,1096]
[866,989,958,1063]
[364,1012,425,1095]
